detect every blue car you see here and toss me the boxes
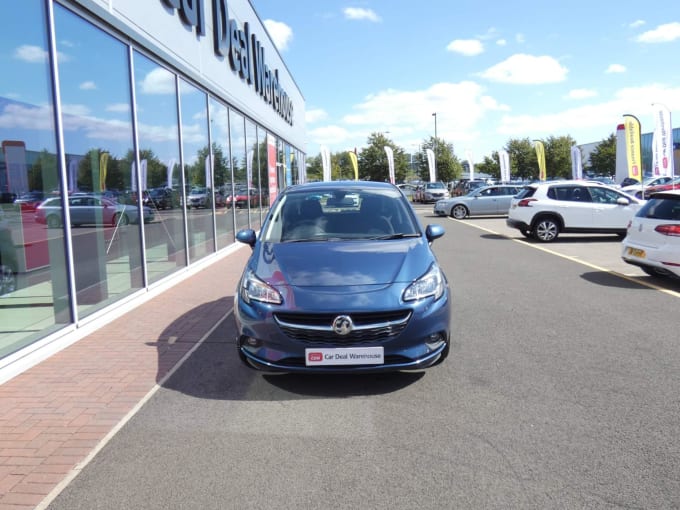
[234,180,451,373]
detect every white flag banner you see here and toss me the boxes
[166,159,176,189]
[131,159,148,192]
[570,146,583,180]
[652,104,674,177]
[499,150,510,182]
[465,149,474,181]
[426,149,436,183]
[204,154,213,188]
[321,146,331,182]
[384,146,395,184]
[247,149,254,187]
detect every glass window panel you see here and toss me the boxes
[229,109,249,233]
[208,99,234,249]
[245,119,262,230]
[54,5,143,319]
[257,127,270,209]
[0,0,70,359]
[133,51,186,283]
[179,79,214,262]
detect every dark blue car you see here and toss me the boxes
[234,181,451,373]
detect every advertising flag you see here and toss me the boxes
[652,104,674,178]
[465,149,474,181]
[99,152,109,191]
[570,145,583,180]
[166,159,176,189]
[622,114,642,180]
[534,141,547,181]
[321,146,331,182]
[426,149,435,183]
[499,150,510,182]
[348,151,358,180]
[384,146,395,184]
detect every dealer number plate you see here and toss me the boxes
[305,347,384,366]
[627,247,646,258]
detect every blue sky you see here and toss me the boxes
[254,0,680,162]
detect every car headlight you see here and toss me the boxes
[240,270,283,305]
[403,263,445,302]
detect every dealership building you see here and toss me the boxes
[0,0,306,381]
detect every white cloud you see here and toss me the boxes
[79,81,96,91]
[629,19,645,28]
[446,39,484,56]
[636,22,680,43]
[306,108,328,124]
[263,19,293,51]
[14,45,47,63]
[565,89,597,100]
[140,68,176,95]
[343,8,381,22]
[479,54,568,84]
[106,103,129,113]
[496,39,507,46]
[515,33,525,44]
[606,63,626,74]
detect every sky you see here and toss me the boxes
[253,0,680,163]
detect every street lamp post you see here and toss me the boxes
[432,112,438,181]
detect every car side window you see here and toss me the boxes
[589,187,619,204]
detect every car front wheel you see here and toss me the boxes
[450,204,467,219]
[532,217,559,242]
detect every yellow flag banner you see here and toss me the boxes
[534,141,546,181]
[99,152,109,191]
[623,114,642,180]
[348,151,358,180]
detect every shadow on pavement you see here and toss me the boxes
[154,300,425,401]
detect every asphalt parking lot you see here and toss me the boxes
[416,208,680,297]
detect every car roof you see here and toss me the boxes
[285,180,398,193]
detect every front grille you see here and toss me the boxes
[274,310,411,345]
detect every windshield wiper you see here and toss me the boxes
[370,233,421,240]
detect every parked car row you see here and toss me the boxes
[431,179,680,282]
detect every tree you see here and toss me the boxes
[505,138,537,180]
[588,133,616,177]
[475,152,500,180]
[542,135,577,179]
[357,132,410,182]
[413,136,462,183]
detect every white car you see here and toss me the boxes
[621,190,680,279]
[506,181,644,242]
[621,176,675,199]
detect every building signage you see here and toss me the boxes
[161,0,294,126]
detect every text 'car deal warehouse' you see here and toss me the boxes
[0,0,306,381]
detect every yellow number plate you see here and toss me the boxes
[627,247,646,258]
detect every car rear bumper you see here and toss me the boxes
[506,217,530,231]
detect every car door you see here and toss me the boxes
[467,187,498,215]
[494,186,519,215]
[588,186,639,229]
[549,186,594,228]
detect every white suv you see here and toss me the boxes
[506,181,644,242]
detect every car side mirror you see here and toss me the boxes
[236,228,257,247]
[616,197,630,206]
[425,224,445,243]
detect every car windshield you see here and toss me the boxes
[261,188,419,242]
[426,183,445,189]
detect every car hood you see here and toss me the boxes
[250,237,434,289]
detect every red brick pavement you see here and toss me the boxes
[0,246,250,510]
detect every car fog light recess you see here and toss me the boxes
[245,336,261,347]
[425,332,445,350]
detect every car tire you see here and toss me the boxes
[450,204,467,219]
[520,230,533,239]
[532,216,560,242]
[113,213,130,226]
[46,215,61,229]
[0,263,17,296]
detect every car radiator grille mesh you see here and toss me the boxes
[274,310,411,345]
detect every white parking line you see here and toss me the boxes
[448,217,680,299]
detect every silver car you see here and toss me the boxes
[434,185,521,219]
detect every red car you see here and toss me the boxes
[226,187,261,208]
[644,176,680,199]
